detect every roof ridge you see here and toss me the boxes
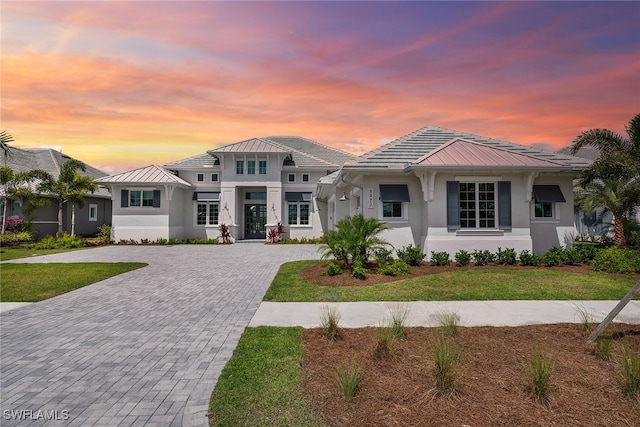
[266,135,356,158]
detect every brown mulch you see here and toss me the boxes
[302,324,640,427]
[302,261,640,288]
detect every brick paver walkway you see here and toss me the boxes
[0,244,321,426]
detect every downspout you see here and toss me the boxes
[341,175,364,214]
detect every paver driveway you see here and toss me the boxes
[0,244,322,426]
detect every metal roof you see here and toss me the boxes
[164,153,219,169]
[95,165,192,187]
[265,136,355,168]
[208,137,291,154]
[354,126,591,170]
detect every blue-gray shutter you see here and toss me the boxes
[153,190,161,208]
[498,181,511,230]
[121,190,129,208]
[446,181,460,231]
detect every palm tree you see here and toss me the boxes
[0,167,51,234]
[0,130,14,168]
[319,214,389,267]
[38,159,97,236]
[571,114,640,246]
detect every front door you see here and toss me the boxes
[244,204,267,239]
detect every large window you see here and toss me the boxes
[288,202,310,226]
[459,182,496,228]
[236,160,244,174]
[247,160,256,175]
[130,190,155,207]
[259,160,267,174]
[196,202,219,226]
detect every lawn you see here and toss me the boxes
[0,262,147,302]
[208,327,323,427]
[263,260,640,302]
[0,246,89,261]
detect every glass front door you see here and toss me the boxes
[244,204,267,239]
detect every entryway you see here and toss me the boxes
[244,203,267,239]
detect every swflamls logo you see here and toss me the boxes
[2,409,69,421]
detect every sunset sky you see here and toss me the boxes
[2,1,638,174]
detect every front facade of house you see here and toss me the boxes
[97,128,590,255]
[2,147,112,238]
[96,136,354,242]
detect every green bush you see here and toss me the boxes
[393,259,411,274]
[572,242,600,263]
[374,247,394,267]
[519,250,542,267]
[351,265,367,280]
[430,251,451,266]
[543,246,566,267]
[563,248,582,265]
[97,224,112,244]
[28,233,84,249]
[454,250,471,267]
[396,244,426,266]
[591,248,640,274]
[377,264,397,276]
[495,247,517,265]
[472,249,494,266]
[0,231,33,244]
[325,261,343,276]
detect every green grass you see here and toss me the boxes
[0,246,88,261]
[0,263,147,302]
[209,327,324,427]
[263,260,639,302]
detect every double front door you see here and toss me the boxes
[244,204,267,239]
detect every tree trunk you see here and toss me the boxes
[1,197,7,234]
[57,199,63,237]
[71,203,76,236]
[614,215,626,246]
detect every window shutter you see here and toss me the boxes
[498,181,512,230]
[121,190,129,208]
[153,190,161,208]
[446,181,460,231]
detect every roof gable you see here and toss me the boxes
[95,165,191,187]
[208,138,290,154]
[415,138,565,168]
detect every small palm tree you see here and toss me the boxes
[38,159,97,236]
[0,167,50,234]
[320,214,389,267]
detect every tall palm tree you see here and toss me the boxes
[0,130,14,168]
[0,167,51,234]
[38,159,97,236]
[575,178,640,247]
[571,114,640,246]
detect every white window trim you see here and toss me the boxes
[459,181,499,230]
[287,201,312,227]
[127,189,155,208]
[531,201,561,223]
[258,159,267,175]
[247,160,256,175]
[236,160,244,175]
[378,201,409,222]
[193,201,220,227]
[89,204,98,222]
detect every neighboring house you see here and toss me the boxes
[317,126,590,256]
[96,127,590,255]
[95,136,354,242]
[1,147,112,238]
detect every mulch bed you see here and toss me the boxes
[302,324,640,426]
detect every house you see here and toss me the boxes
[1,147,112,238]
[95,136,355,242]
[316,126,590,256]
[96,127,590,255]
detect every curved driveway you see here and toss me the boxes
[0,244,321,426]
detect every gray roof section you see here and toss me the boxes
[208,137,290,154]
[353,126,591,170]
[265,136,355,168]
[164,153,219,169]
[95,165,192,187]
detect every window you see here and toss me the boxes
[196,202,219,226]
[247,160,256,175]
[383,202,402,218]
[197,173,204,182]
[302,173,310,182]
[288,202,310,226]
[459,182,496,228]
[379,184,410,220]
[245,192,266,200]
[288,173,295,182]
[259,160,267,174]
[532,185,565,220]
[130,190,155,207]
[535,202,553,218]
[236,160,244,174]
[211,173,218,182]
[89,204,98,222]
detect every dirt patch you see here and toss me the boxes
[302,324,640,426]
[301,261,640,288]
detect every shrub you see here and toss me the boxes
[495,247,517,265]
[621,345,640,398]
[0,231,33,244]
[374,247,394,267]
[542,246,566,267]
[325,261,343,276]
[377,264,397,276]
[472,249,494,266]
[431,334,462,396]
[526,346,554,404]
[454,250,471,267]
[156,237,169,245]
[591,247,640,274]
[351,265,367,280]
[96,224,112,244]
[572,242,600,263]
[29,233,84,249]
[563,248,582,265]
[336,365,361,401]
[430,251,451,266]
[320,305,341,340]
[519,250,542,267]
[320,215,389,266]
[396,244,426,266]
[219,223,232,244]
[393,259,411,275]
